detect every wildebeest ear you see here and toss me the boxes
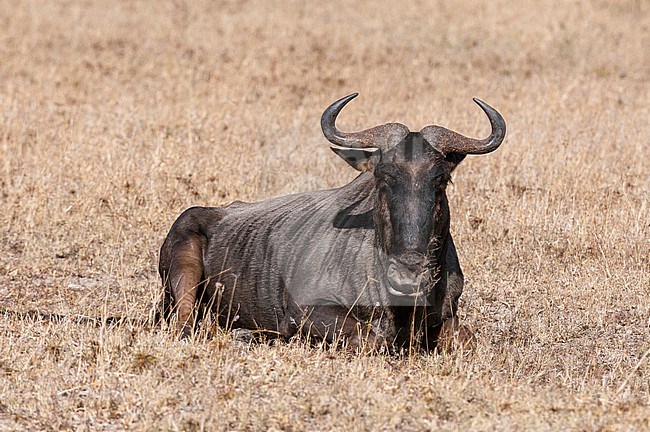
[444,153,466,172]
[330,146,381,172]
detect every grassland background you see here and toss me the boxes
[0,0,648,430]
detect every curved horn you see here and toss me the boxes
[321,93,410,151]
[321,93,360,147]
[420,98,506,155]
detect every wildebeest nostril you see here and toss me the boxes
[395,253,427,270]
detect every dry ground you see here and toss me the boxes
[1,0,648,430]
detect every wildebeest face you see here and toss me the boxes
[374,133,453,297]
[321,93,506,298]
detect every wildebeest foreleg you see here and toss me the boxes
[298,306,384,351]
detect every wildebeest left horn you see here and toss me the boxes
[420,98,506,155]
[321,93,410,152]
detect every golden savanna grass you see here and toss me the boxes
[1,0,648,430]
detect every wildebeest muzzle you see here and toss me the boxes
[386,253,430,297]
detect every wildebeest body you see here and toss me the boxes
[159,93,505,351]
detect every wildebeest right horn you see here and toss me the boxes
[321,93,410,152]
[420,98,506,155]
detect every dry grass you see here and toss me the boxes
[1,0,648,430]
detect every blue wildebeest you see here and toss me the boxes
[159,93,506,351]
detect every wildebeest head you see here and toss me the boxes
[322,93,506,298]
